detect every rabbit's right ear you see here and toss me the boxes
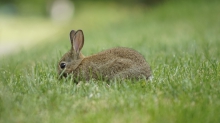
[70,30,76,47]
[70,30,84,54]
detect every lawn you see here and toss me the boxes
[0,1,220,123]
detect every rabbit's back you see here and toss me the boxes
[77,47,151,80]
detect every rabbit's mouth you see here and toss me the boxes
[62,73,68,77]
[58,72,68,79]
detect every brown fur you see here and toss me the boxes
[58,30,151,81]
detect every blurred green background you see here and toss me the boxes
[0,0,184,56]
[0,0,163,16]
[0,0,164,56]
[0,0,218,57]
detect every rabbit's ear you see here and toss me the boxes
[71,30,84,54]
[70,30,76,47]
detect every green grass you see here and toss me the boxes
[1,1,220,123]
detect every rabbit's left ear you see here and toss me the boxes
[70,30,84,54]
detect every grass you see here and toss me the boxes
[1,1,220,123]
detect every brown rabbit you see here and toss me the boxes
[58,30,151,81]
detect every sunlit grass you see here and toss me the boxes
[0,2,145,56]
[0,1,220,123]
[0,16,65,47]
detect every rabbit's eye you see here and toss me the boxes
[60,63,66,69]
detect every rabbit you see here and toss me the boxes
[58,30,151,82]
